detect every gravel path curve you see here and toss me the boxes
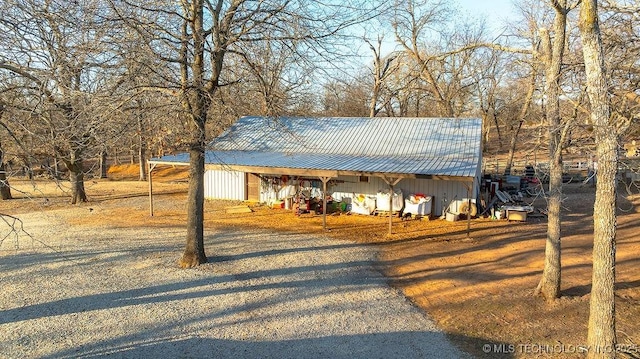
[1,208,469,359]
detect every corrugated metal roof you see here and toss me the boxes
[152,116,482,178]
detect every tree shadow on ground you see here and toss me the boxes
[36,332,505,359]
[1,228,494,359]
[563,279,640,297]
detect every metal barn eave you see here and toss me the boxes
[200,163,475,182]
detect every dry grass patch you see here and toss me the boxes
[107,163,189,182]
[0,172,188,215]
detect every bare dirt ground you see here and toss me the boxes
[1,165,639,358]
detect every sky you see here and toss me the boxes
[456,0,516,16]
[455,0,519,36]
[352,0,522,67]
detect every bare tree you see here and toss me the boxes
[0,105,12,200]
[232,38,316,117]
[0,0,131,203]
[498,5,543,175]
[534,0,580,301]
[391,0,486,118]
[0,85,38,185]
[365,36,398,117]
[116,0,381,267]
[373,55,424,117]
[473,49,507,151]
[599,0,640,157]
[392,0,452,116]
[502,69,538,175]
[579,0,618,357]
[321,77,371,117]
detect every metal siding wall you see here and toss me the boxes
[204,170,246,200]
[330,176,388,201]
[397,178,470,216]
[328,176,471,216]
[470,146,482,199]
[253,174,478,216]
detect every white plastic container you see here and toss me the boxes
[445,212,459,222]
[351,194,376,215]
[376,189,404,212]
[403,195,433,217]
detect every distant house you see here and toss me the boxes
[150,116,483,217]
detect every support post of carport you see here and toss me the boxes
[148,162,157,216]
[466,186,471,238]
[381,176,402,235]
[463,181,473,238]
[319,176,332,231]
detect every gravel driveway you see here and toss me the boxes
[1,208,469,359]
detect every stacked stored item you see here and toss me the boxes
[403,194,434,219]
[376,189,404,213]
[351,194,376,215]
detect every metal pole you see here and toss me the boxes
[380,176,402,236]
[388,184,393,235]
[148,162,155,216]
[323,180,327,230]
[466,182,472,238]
[320,176,331,231]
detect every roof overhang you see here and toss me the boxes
[148,160,191,167]
[204,163,339,178]
[147,159,474,182]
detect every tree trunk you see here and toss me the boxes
[536,158,563,298]
[53,157,60,180]
[503,120,524,176]
[579,1,617,357]
[0,163,11,200]
[179,92,208,267]
[99,150,108,179]
[488,108,502,149]
[367,38,394,118]
[139,147,147,181]
[0,143,12,200]
[587,133,617,359]
[179,144,207,267]
[535,4,568,301]
[504,71,536,176]
[138,116,147,181]
[179,0,209,268]
[69,163,87,204]
[66,144,87,204]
